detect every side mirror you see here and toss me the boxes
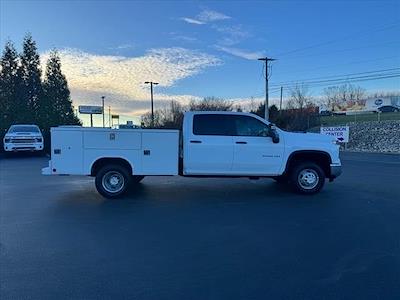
[268,124,280,144]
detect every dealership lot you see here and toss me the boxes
[1,152,400,299]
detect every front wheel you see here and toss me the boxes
[290,162,325,194]
[95,164,131,198]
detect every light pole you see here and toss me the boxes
[101,96,105,128]
[258,57,276,121]
[144,81,159,127]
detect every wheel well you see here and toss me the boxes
[91,157,133,176]
[285,151,331,177]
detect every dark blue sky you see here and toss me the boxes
[1,0,399,120]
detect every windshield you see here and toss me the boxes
[8,126,40,133]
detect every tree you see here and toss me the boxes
[42,50,80,127]
[287,84,313,110]
[322,83,365,110]
[0,41,21,128]
[19,34,43,123]
[189,96,233,111]
[141,97,234,129]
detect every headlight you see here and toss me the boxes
[36,138,43,142]
[4,138,10,143]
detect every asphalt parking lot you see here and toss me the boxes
[1,152,400,299]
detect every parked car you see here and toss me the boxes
[42,111,342,198]
[3,124,44,152]
[319,110,333,116]
[377,105,399,113]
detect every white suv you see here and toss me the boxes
[3,124,44,152]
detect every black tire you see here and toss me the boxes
[131,175,145,184]
[95,164,131,198]
[289,162,325,194]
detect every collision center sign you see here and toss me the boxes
[320,126,349,143]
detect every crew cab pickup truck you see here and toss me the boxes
[42,111,342,198]
[3,124,44,152]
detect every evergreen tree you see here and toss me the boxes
[43,50,80,127]
[19,33,43,123]
[0,41,20,129]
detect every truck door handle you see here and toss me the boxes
[236,141,247,144]
[190,140,202,144]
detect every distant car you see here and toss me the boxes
[377,105,399,113]
[319,110,332,116]
[3,124,44,152]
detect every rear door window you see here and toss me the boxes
[193,114,235,136]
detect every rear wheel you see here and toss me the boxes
[290,162,325,194]
[95,164,131,198]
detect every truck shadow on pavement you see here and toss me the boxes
[55,178,331,213]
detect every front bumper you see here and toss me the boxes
[329,163,342,179]
[3,143,43,152]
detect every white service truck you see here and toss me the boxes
[42,111,342,198]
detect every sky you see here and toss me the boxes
[1,0,400,125]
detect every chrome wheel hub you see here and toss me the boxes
[102,171,124,193]
[298,169,319,190]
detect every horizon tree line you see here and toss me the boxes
[0,34,80,133]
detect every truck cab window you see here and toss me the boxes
[234,116,269,137]
[193,114,235,136]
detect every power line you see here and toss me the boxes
[277,40,400,61]
[271,73,400,90]
[270,68,400,87]
[274,21,400,57]
[276,55,399,76]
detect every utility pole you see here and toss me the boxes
[101,96,105,128]
[108,106,111,128]
[258,57,276,121]
[144,81,159,127]
[279,86,283,113]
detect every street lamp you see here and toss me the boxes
[144,81,159,127]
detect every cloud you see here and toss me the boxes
[215,46,265,60]
[181,9,230,25]
[180,17,205,25]
[113,44,135,50]
[41,47,220,116]
[169,32,198,43]
[198,9,231,22]
[213,25,251,46]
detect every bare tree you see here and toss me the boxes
[189,96,233,111]
[287,84,313,110]
[322,83,365,110]
[141,96,233,129]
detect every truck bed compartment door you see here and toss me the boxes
[141,132,179,175]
